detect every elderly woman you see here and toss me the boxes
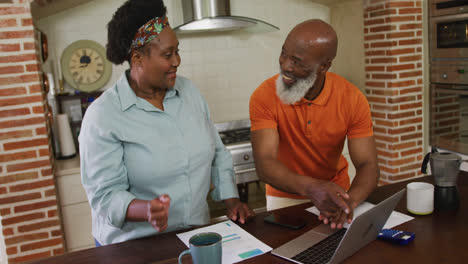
[79,0,254,246]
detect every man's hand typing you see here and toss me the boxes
[303,180,354,229]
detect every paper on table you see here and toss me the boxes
[177,220,272,264]
[306,201,414,229]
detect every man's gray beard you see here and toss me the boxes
[276,69,317,105]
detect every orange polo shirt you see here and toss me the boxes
[249,72,373,199]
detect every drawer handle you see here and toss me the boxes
[236,168,256,174]
[442,73,448,79]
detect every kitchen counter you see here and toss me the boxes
[54,155,95,252]
[432,137,468,157]
[55,155,80,177]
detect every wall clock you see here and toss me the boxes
[61,40,112,92]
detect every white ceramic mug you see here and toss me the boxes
[407,182,434,215]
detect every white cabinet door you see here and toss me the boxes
[57,173,88,206]
[61,202,94,251]
[56,172,94,251]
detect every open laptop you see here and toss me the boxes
[272,189,405,264]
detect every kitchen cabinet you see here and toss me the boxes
[55,156,95,252]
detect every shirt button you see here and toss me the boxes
[308,121,311,124]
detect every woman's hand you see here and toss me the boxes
[223,198,255,224]
[147,195,171,232]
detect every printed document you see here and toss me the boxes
[307,201,414,229]
[177,220,272,264]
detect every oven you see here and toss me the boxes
[430,0,468,60]
[214,120,260,203]
[430,62,468,153]
[430,1,468,153]
[431,0,468,17]
[430,85,468,151]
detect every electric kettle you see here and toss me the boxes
[421,147,467,211]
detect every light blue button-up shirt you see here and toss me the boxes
[79,72,238,245]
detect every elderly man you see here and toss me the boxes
[249,19,379,229]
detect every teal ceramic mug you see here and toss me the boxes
[178,232,222,264]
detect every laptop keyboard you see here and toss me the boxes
[291,228,347,264]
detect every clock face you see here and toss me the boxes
[61,40,112,92]
[68,48,104,85]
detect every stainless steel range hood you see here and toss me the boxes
[174,0,279,33]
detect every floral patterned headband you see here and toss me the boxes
[130,16,170,53]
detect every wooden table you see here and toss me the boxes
[31,172,468,264]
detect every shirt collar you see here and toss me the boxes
[294,72,332,106]
[116,71,179,112]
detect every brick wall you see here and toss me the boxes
[363,0,424,185]
[0,0,65,263]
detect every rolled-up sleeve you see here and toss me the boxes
[79,105,135,229]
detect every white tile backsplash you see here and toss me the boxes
[37,0,330,123]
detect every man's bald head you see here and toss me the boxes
[287,19,338,63]
[277,19,338,103]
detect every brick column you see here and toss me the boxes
[363,0,424,184]
[0,0,65,263]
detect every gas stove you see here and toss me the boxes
[215,120,254,166]
[216,119,251,145]
[215,119,258,202]
[219,127,251,145]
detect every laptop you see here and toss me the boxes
[272,189,405,264]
